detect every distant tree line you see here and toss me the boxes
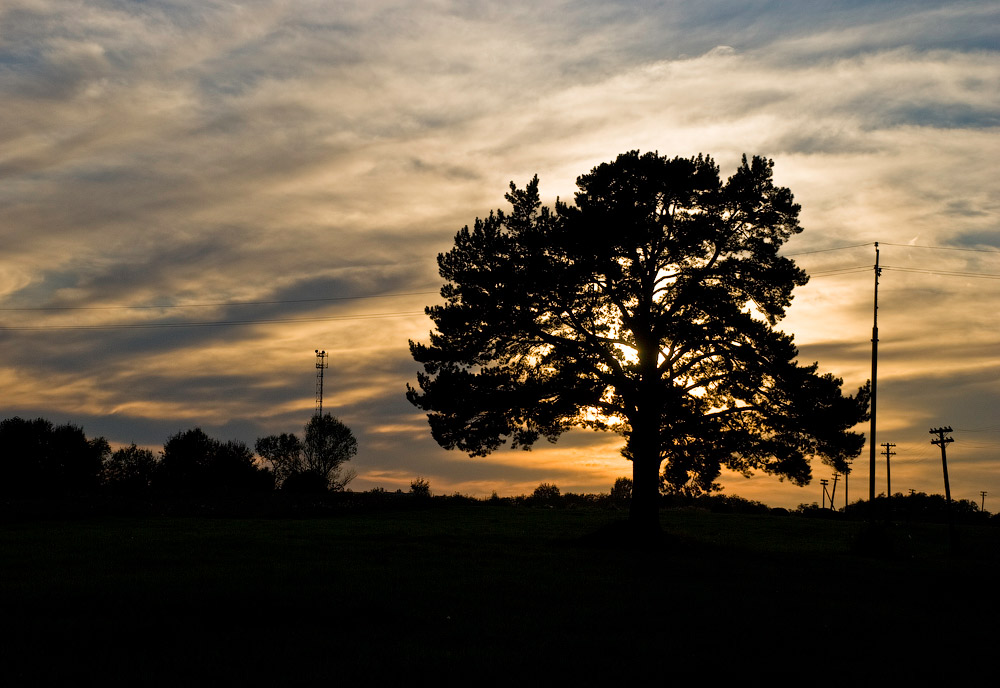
[0,414,356,499]
[2,414,995,527]
[794,491,993,524]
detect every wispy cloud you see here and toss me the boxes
[1,0,997,505]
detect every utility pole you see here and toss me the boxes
[820,478,829,509]
[930,426,956,553]
[981,491,988,513]
[881,442,896,498]
[929,427,954,504]
[869,243,881,507]
[830,473,840,510]
[844,459,852,511]
[315,350,329,417]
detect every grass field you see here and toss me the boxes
[2,504,998,684]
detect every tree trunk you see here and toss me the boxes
[630,452,661,534]
[629,328,663,537]
[628,407,662,536]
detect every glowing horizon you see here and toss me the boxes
[1,0,998,509]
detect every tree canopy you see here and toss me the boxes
[256,414,357,491]
[157,428,272,495]
[0,416,109,496]
[407,151,869,528]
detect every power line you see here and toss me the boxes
[882,266,1000,280]
[783,242,873,256]
[802,265,1000,280]
[880,242,1000,254]
[0,310,426,331]
[0,290,439,313]
[808,266,872,277]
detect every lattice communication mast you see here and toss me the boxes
[315,350,329,417]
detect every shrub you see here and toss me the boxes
[281,469,329,494]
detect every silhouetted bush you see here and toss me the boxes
[561,492,604,508]
[440,491,476,505]
[281,469,329,494]
[845,492,988,524]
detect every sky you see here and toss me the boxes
[1,0,998,509]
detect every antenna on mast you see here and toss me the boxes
[315,350,329,417]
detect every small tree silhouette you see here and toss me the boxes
[410,477,431,498]
[256,414,357,491]
[610,477,633,507]
[532,482,561,506]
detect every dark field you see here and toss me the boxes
[2,505,999,685]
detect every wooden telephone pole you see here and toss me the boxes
[869,244,882,507]
[930,426,956,553]
[929,427,954,504]
[881,442,896,498]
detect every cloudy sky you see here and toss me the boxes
[2,0,998,508]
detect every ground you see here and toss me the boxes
[2,504,998,684]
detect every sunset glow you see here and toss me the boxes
[1,1,998,508]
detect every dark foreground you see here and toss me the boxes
[2,504,998,685]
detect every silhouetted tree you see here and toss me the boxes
[408,151,870,532]
[410,477,431,498]
[610,477,633,507]
[102,443,158,494]
[254,432,302,486]
[256,414,357,491]
[532,482,561,506]
[155,428,272,495]
[303,414,357,490]
[0,416,108,496]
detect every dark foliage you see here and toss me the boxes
[256,414,357,491]
[253,432,302,486]
[662,493,772,514]
[0,416,108,496]
[155,428,273,496]
[303,414,357,490]
[408,151,870,529]
[102,443,158,495]
[531,482,562,506]
[610,477,633,508]
[846,492,987,524]
[281,469,330,494]
[410,477,431,498]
